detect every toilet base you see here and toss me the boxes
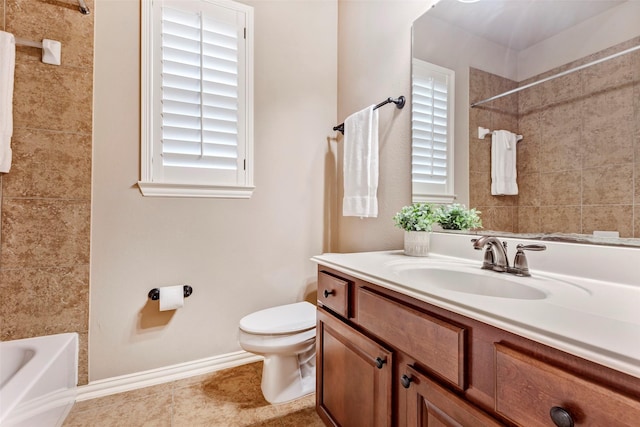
[261,344,316,404]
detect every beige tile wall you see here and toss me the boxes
[0,0,93,384]
[469,37,640,238]
[468,68,519,232]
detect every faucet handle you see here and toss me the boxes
[482,245,495,268]
[472,238,496,269]
[517,244,546,251]
[512,244,547,276]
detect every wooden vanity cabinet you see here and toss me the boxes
[315,267,640,427]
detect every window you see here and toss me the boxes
[411,59,455,203]
[139,0,254,198]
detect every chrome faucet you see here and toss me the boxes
[471,236,546,276]
[472,236,510,272]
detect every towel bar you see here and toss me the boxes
[14,37,62,65]
[333,96,405,135]
[478,126,523,142]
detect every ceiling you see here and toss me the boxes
[427,0,627,51]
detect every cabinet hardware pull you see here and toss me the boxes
[323,289,335,298]
[400,374,413,388]
[549,406,574,427]
[374,357,387,369]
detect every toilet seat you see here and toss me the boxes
[238,328,316,354]
[239,301,316,335]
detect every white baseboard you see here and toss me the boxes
[76,351,263,402]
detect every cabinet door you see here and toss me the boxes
[402,365,504,427]
[317,308,392,427]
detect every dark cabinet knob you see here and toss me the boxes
[323,289,335,298]
[550,406,574,427]
[375,357,387,369]
[400,374,413,389]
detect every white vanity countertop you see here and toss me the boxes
[312,248,640,379]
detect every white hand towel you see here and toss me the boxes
[491,130,518,195]
[342,105,379,217]
[0,31,16,173]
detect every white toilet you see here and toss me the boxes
[238,301,317,404]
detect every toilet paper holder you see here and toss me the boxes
[148,285,193,301]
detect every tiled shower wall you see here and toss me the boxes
[468,68,519,232]
[0,0,93,384]
[469,38,640,238]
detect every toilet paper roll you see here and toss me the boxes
[159,285,184,311]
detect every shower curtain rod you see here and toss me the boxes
[14,0,89,15]
[470,43,640,108]
[77,0,90,14]
[333,96,405,134]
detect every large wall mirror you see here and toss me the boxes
[412,0,640,246]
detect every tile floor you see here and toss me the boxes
[63,362,325,426]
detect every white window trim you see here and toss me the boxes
[411,58,455,204]
[139,0,254,198]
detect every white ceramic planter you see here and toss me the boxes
[404,231,430,257]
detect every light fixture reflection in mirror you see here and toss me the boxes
[411,0,640,247]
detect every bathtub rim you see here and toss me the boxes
[0,332,78,426]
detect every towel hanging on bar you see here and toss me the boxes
[333,96,405,134]
[0,31,15,173]
[491,130,518,196]
[343,105,379,218]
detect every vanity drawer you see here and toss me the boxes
[356,287,466,388]
[495,344,640,427]
[318,271,350,318]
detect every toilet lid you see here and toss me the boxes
[239,301,316,334]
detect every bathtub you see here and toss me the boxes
[0,333,78,427]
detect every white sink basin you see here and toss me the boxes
[385,257,597,301]
[395,267,547,300]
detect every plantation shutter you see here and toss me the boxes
[139,0,254,198]
[161,7,240,171]
[411,59,455,203]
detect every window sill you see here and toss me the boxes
[412,194,456,204]
[137,182,255,199]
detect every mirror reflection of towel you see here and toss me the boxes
[343,105,379,217]
[0,31,15,173]
[491,130,518,195]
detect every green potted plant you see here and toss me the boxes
[393,203,438,256]
[436,204,482,231]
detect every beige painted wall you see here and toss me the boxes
[91,0,337,380]
[517,1,640,81]
[335,0,431,253]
